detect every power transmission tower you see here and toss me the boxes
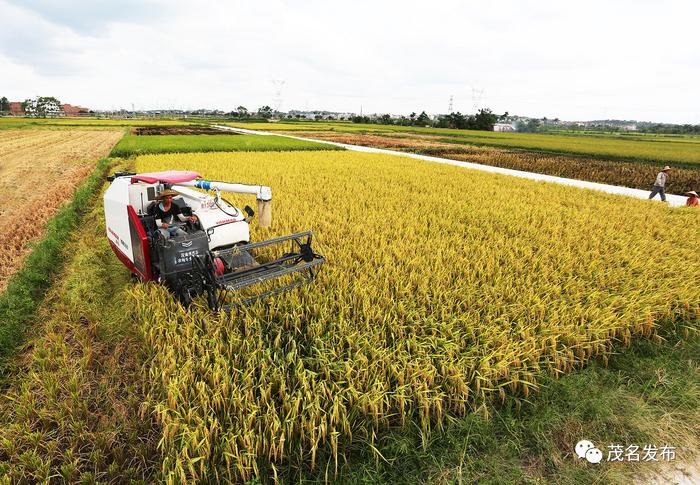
[272,79,286,115]
[472,87,484,113]
[448,95,454,114]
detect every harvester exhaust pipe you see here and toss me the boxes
[175,179,273,226]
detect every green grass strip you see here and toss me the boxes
[0,158,112,365]
[109,133,342,157]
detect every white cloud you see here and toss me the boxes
[1,0,698,122]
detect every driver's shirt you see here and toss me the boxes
[151,201,183,224]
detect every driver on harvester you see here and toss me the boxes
[150,189,198,239]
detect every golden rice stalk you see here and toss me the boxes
[131,150,699,483]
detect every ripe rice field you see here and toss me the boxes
[226,121,700,167]
[131,150,699,482]
[0,129,122,290]
[283,131,700,195]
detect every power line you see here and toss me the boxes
[472,87,484,113]
[272,79,286,113]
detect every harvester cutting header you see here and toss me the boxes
[103,170,325,310]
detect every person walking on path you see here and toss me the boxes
[649,166,671,201]
[685,191,699,207]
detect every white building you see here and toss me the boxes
[493,123,516,132]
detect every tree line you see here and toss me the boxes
[231,106,506,132]
[349,108,505,131]
[635,123,700,135]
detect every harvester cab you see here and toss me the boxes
[103,170,325,310]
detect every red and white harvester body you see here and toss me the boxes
[103,170,324,309]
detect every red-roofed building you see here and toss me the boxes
[9,102,24,116]
[5,100,90,117]
[62,103,89,115]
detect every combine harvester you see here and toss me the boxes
[103,171,325,310]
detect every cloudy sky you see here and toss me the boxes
[1,0,698,123]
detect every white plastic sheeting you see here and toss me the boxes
[213,125,689,207]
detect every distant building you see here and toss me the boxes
[287,109,356,120]
[493,123,516,132]
[62,104,89,116]
[25,99,61,117]
[621,124,637,131]
[9,102,24,116]
[5,99,91,117]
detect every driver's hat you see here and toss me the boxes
[157,189,180,199]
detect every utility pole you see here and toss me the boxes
[472,87,484,113]
[272,79,285,115]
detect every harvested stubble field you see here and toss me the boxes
[0,129,123,291]
[129,150,699,482]
[284,131,700,195]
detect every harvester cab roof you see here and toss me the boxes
[103,170,325,310]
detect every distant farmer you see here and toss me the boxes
[685,191,699,207]
[151,189,198,238]
[648,166,671,202]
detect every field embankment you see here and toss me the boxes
[0,156,115,363]
[131,150,699,482]
[0,129,123,291]
[0,173,158,482]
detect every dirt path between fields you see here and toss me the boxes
[633,456,700,485]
